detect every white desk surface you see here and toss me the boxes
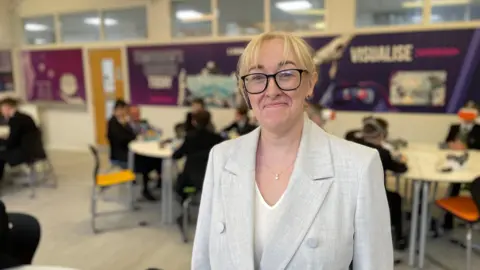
[0,125,9,138]
[402,143,480,183]
[129,140,173,158]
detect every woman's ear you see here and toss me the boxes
[309,71,318,88]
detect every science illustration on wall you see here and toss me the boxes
[21,49,86,104]
[128,42,245,108]
[127,28,480,113]
[0,50,14,92]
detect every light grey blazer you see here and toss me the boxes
[192,117,393,270]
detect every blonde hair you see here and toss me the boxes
[237,31,317,78]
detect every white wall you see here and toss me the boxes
[9,0,479,151]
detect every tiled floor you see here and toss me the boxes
[1,150,479,270]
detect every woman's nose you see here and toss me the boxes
[265,77,281,97]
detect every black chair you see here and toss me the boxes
[177,150,210,243]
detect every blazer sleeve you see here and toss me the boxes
[445,124,458,143]
[379,148,408,174]
[191,147,216,270]
[352,151,394,270]
[6,118,22,149]
[172,136,190,160]
[468,125,480,150]
[222,122,236,133]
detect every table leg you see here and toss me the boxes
[409,180,421,266]
[161,158,175,224]
[127,150,135,210]
[395,174,401,194]
[418,181,431,268]
[161,158,169,224]
[168,161,177,224]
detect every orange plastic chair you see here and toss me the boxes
[436,177,480,270]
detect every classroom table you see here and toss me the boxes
[128,140,176,224]
[0,125,9,138]
[402,143,480,268]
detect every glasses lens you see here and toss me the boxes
[244,74,267,94]
[275,69,301,91]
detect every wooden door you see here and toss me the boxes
[88,48,124,145]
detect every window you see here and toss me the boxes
[171,0,212,37]
[356,0,423,27]
[218,0,264,36]
[103,7,147,41]
[431,0,480,23]
[60,11,100,43]
[270,0,326,32]
[23,16,56,45]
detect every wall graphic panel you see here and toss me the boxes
[22,49,86,104]
[128,29,480,113]
[0,50,14,92]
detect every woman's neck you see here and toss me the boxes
[258,116,304,157]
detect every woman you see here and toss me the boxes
[192,32,393,269]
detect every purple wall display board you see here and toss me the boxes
[127,42,246,108]
[22,49,86,104]
[128,28,480,113]
[0,50,14,92]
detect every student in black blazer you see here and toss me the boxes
[173,110,223,202]
[345,115,374,143]
[445,123,480,150]
[443,107,480,230]
[185,98,214,133]
[0,200,41,269]
[222,105,257,136]
[107,100,156,201]
[0,98,45,181]
[356,118,408,251]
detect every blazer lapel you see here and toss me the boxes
[221,128,260,270]
[260,118,335,270]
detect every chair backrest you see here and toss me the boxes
[88,145,100,181]
[470,177,480,215]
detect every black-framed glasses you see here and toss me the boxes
[240,68,307,94]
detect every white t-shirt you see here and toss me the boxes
[254,184,286,269]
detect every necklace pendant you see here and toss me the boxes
[274,174,279,180]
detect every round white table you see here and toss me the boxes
[128,140,176,224]
[401,143,480,268]
[0,125,9,138]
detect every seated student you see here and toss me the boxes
[357,118,408,250]
[0,98,45,181]
[443,105,480,230]
[160,123,186,150]
[128,105,163,189]
[107,100,156,201]
[1,200,41,269]
[222,105,256,137]
[185,98,214,133]
[345,115,374,143]
[173,110,223,204]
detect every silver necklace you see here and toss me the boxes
[263,159,296,181]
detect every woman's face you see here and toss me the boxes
[246,39,316,132]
